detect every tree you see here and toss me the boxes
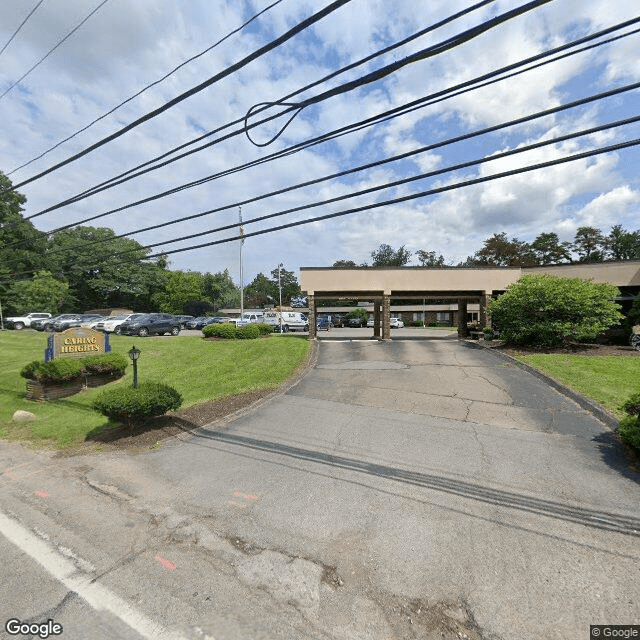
[473,232,535,267]
[243,272,276,308]
[152,270,204,314]
[8,271,69,314]
[416,250,445,267]
[529,232,571,265]
[0,171,47,310]
[370,244,411,266]
[46,226,167,311]
[572,226,605,262]
[269,265,301,305]
[606,225,640,260]
[487,274,623,346]
[202,269,240,309]
[333,259,359,268]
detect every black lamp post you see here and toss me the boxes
[128,345,141,388]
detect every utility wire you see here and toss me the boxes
[63,116,640,262]
[6,0,286,176]
[10,0,499,208]
[24,17,640,225]
[34,80,640,252]
[20,0,557,218]
[142,136,640,261]
[7,0,354,192]
[0,0,111,101]
[0,0,46,57]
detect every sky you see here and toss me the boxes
[0,0,638,287]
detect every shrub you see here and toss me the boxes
[620,392,640,417]
[20,358,84,384]
[487,274,623,347]
[203,322,237,339]
[92,382,182,426]
[237,323,260,339]
[618,416,640,450]
[81,353,128,376]
[255,322,274,335]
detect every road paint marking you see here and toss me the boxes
[36,491,49,498]
[233,492,257,500]
[155,556,177,571]
[0,511,189,640]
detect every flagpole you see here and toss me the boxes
[239,207,244,319]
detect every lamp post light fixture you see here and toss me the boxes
[128,345,141,389]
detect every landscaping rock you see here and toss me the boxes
[12,410,37,422]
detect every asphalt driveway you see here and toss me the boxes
[1,334,638,640]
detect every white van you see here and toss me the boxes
[264,311,309,332]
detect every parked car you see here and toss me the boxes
[31,317,53,331]
[348,316,365,328]
[51,314,103,331]
[4,312,51,330]
[331,314,346,328]
[316,317,331,331]
[367,317,374,327]
[93,314,142,334]
[173,315,194,329]
[118,313,181,337]
[186,316,220,330]
[390,317,405,328]
[46,314,81,332]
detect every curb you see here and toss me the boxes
[462,339,620,431]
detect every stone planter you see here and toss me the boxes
[25,373,123,401]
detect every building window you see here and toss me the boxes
[436,312,450,323]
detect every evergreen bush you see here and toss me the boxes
[80,353,128,376]
[255,323,274,335]
[237,323,261,339]
[617,391,640,451]
[92,382,182,426]
[20,358,84,384]
[203,322,237,339]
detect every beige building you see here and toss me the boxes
[300,260,640,339]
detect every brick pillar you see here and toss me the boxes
[307,295,316,339]
[457,299,468,338]
[382,294,391,340]
[479,293,491,329]
[373,300,381,338]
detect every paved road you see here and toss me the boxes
[0,335,638,639]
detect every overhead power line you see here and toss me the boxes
[34,80,640,252]
[0,0,46,57]
[0,0,111,101]
[19,0,556,220]
[7,0,354,192]
[7,0,287,176]
[24,17,640,226]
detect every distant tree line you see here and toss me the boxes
[0,171,302,316]
[333,226,640,269]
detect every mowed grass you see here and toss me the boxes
[515,354,640,419]
[0,330,310,448]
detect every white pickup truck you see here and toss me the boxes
[5,312,52,330]
[229,312,264,328]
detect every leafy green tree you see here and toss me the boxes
[244,273,276,308]
[606,225,640,260]
[345,308,368,324]
[46,226,166,311]
[473,232,535,267]
[269,265,301,305]
[8,271,69,314]
[202,269,240,309]
[530,232,571,265]
[333,260,358,267]
[487,274,623,346]
[416,250,445,267]
[152,270,204,314]
[572,226,606,262]
[371,244,411,266]
[0,171,47,310]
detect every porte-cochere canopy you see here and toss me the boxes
[300,260,640,339]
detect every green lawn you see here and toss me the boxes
[0,331,310,448]
[515,354,640,419]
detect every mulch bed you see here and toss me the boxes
[75,389,274,454]
[489,342,640,357]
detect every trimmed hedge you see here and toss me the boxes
[618,391,640,451]
[237,324,260,339]
[21,353,128,384]
[21,358,84,384]
[255,322,274,335]
[81,353,128,376]
[203,322,237,339]
[92,381,182,425]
